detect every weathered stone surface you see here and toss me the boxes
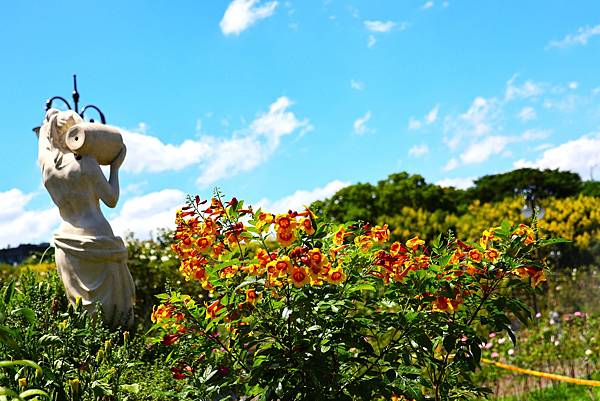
[38,109,135,328]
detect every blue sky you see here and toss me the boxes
[1,0,600,246]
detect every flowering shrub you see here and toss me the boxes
[151,193,559,401]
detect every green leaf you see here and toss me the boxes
[0,326,18,351]
[0,360,42,375]
[11,308,36,325]
[19,389,49,399]
[119,384,140,394]
[347,284,376,293]
[443,335,456,353]
[0,387,21,400]
[538,237,570,247]
[2,281,14,306]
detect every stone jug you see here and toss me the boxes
[66,123,124,165]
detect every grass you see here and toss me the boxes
[496,381,600,401]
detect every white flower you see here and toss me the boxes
[498,338,506,345]
[586,349,593,356]
[149,255,157,261]
[161,256,170,262]
[508,349,515,356]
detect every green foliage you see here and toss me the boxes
[313,169,590,226]
[125,229,203,321]
[467,168,583,204]
[313,173,465,224]
[313,169,600,268]
[581,181,600,197]
[0,270,193,401]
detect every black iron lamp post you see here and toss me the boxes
[521,187,545,221]
[34,75,106,136]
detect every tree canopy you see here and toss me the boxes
[313,168,590,223]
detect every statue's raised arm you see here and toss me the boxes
[38,109,135,329]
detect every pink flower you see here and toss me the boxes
[574,311,583,318]
[484,342,493,349]
[535,312,542,318]
[491,352,499,358]
[489,332,497,338]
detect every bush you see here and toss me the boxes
[150,193,557,400]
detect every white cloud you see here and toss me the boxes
[120,97,310,188]
[350,79,365,90]
[408,117,422,131]
[514,132,600,180]
[460,135,512,165]
[517,106,537,122]
[422,1,434,9]
[0,189,60,248]
[353,111,374,135]
[257,180,349,213]
[196,97,311,187]
[547,24,600,49]
[520,128,550,141]
[364,20,396,33]
[505,75,545,101]
[542,94,578,113]
[443,158,459,172]
[444,96,499,149]
[436,177,475,189]
[448,129,549,169]
[408,105,439,130]
[220,0,278,36]
[111,189,185,240]
[367,35,376,48]
[568,81,579,90]
[534,143,554,152]
[121,127,211,174]
[408,144,429,157]
[425,105,439,124]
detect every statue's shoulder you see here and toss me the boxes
[77,155,102,175]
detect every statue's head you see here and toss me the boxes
[43,108,84,152]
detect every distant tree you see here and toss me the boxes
[581,180,600,197]
[315,182,378,222]
[466,168,582,204]
[312,168,590,225]
[314,172,465,223]
[375,172,463,216]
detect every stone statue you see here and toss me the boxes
[37,108,135,328]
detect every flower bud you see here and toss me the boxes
[96,349,105,363]
[18,377,27,387]
[68,378,80,395]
